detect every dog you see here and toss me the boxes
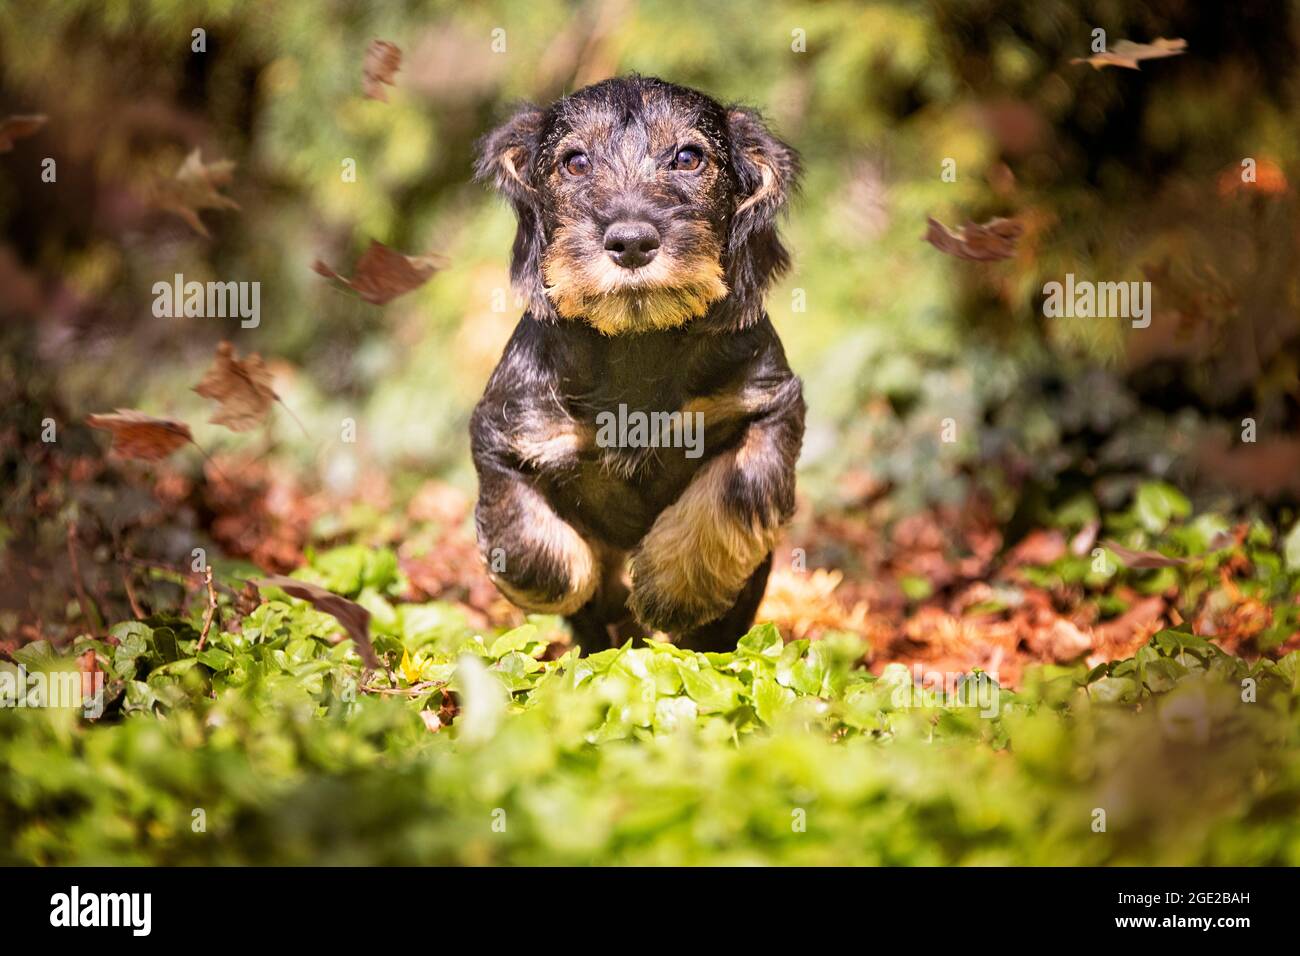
[470,75,805,653]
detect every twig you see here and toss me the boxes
[122,564,146,620]
[359,679,448,697]
[275,397,311,440]
[197,565,218,650]
[65,520,98,632]
[118,555,241,596]
[189,438,232,485]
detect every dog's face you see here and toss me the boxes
[477,76,799,334]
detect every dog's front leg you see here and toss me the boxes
[628,400,802,636]
[473,460,597,616]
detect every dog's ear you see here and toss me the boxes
[475,103,544,202]
[717,108,801,329]
[475,105,555,320]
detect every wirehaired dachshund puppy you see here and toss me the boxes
[471,75,805,653]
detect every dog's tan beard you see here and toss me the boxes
[542,220,728,335]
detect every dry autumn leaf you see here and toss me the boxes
[756,567,871,641]
[253,575,381,670]
[193,341,277,431]
[0,114,47,153]
[313,240,445,304]
[86,410,193,461]
[363,39,402,101]
[152,148,240,238]
[1071,37,1187,71]
[924,216,1022,261]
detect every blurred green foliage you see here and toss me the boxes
[2,0,1296,518]
[4,506,1300,865]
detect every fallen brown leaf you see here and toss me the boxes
[1103,539,1187,569]
[923,216,1022,261]
[152,148,240,238]
[757,567,871,641]
[1071,37,1187,71]
[363,39,402,101]
[0,114,47,153]
[313,240,444,305]
[1007,529,1066,566]
[254,575,380,670]
[193,341,277,432]
[1070,520,1100,556]
[86,410,193,462]
[1031,617,1092,662]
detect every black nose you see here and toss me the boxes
[603,221,661,269]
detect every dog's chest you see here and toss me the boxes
[542,332,740,545]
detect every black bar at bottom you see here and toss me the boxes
[5,865,1290,941]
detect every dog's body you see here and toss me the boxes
[471,76,804,652]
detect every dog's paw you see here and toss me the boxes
[488,554,594,617]
[477,486,597,616]
[627,553,733,635]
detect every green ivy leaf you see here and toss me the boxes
[1134,482,1191,534]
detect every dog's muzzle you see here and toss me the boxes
[603,220,662,269]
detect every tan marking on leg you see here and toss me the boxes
[733,422,767,471]
[682,381,786,428]
[512,417,589,468]
[629,447,779,631]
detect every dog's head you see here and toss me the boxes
[476,76,799,334]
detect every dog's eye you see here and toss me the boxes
[672,146,705,172]
[562,151,591,177]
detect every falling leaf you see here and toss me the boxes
[151,148,240,238]
[86,410,193,461]
[1071,38,1187,71]
[193,341,277,431]
[923,216,1022,261]
[363,40,402,101]
[0,114,47,153]
[1103,540,1187,569]
[313,240,444,304]
[254,576,380,670]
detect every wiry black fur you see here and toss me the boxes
[470,76,805,652]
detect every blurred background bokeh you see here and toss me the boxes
[2,0,1298,636]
